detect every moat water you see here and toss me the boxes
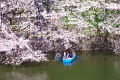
[0,51,120,80]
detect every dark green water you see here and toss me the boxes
[0,51,120,80]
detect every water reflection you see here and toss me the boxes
[114,59,120,71]
[1,52,120,80]
[3,72,47,80]
[63,60,76,66]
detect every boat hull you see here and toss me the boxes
[56,57,62,61]
[62,53,76,63]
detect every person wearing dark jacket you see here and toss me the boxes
[67,48,73,58]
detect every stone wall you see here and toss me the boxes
[113,35,120,55]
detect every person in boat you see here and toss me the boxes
[55,51,62,60]
[64,48,73,58]
[67,48,73,58]
[64,50,69,58]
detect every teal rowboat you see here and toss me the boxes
[62,52,76,63]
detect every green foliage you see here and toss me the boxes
[55,26,58,30]
[105,9,120,15]
[61,16,70,23]
[81,12,88,17]
[54,9,59,12]
[9,18,15,25]
[70,11,76,18]
[62,24,76,30]
[117,10,120,14]
[113,24,120,28]
[94,13,103,23]
[87,19,99,28]
[84,27,92,35]
[80,0,83,2]
[87,19,93,24]
[82,8,105,35]
[67,24,77,30]
[42,0,50,7]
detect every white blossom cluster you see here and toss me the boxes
[0,0,120,65]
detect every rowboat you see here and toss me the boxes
[55,52,62,61]
[56,56,62,61]
[62,52,76,63]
